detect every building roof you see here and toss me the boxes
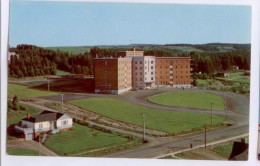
[93,56,132,60]
[229,141,248,160]
[22,110,66,123]
[156,57,191,59]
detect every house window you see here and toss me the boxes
[39,123,43,128]
[151,66,154,69]
[151,77,154,80]
[151,61,154,64]
[61,120,68,125]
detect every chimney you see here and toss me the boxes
[27,113,30,119]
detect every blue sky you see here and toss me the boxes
[9,1,251,47]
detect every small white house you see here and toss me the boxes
[15,110,73,140]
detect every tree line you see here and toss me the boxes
[9,44,250,78]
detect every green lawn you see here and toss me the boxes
[212,143,233,158]
[8,83,58,99]
[148,91,225,110]
[44,123,129,156]
[69,98,225,134]
[216,71,250,84]
[196,79,214,87]
[7,148,39,156]
[7,104,42,125]
[56,70,70,76]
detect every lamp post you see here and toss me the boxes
[210,102,214,126]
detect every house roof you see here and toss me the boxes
[22,110,65,123]
[229,141,248,160]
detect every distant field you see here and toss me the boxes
[216,71,250,84]
[45,44,241,55]
[46,46,91,54]
[7,148,39,156]
[45,123,130,156]
[148,91,225,110]
[8,84,58,99]
[69,98,225,134]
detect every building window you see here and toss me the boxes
[140,78,143,81]
[140,61,142,64]
[39,123,43,128]
[145,72,147,75]
[135,61,137,64]
[151,72,154,75]
[151,66,154,69]
[61,120,68,125]
[151,77,154,80]
[135,67,137,70]
[151,61,154,64]
[140,67,142,70]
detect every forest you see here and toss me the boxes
[8,44,250,78]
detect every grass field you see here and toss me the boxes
[8,84,58,99]
[34,79,94,93]
[7,104,42,125]
[44,123,130,156]
[195,79,214,87]
[69,98,225,134]
[56,70,71,76]
[215,71,250,84]
[148,91,225,110]
[212,144,233,158]
[7,148,39,156]
[46,46,91,54]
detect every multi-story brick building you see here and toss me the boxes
[155,57,191,88]
[94,57,132,94]
[116,49,144,57]
[94,50,191,94]
[132,56,156,89]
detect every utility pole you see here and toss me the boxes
[142,113,146,142]
[210,102,214,126]
[225,93,228,120]
[47,78,50,91]
[204,125,207,149]
[38,129,42,156]
[61,94,64,113]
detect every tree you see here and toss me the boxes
[12,95,18,111]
